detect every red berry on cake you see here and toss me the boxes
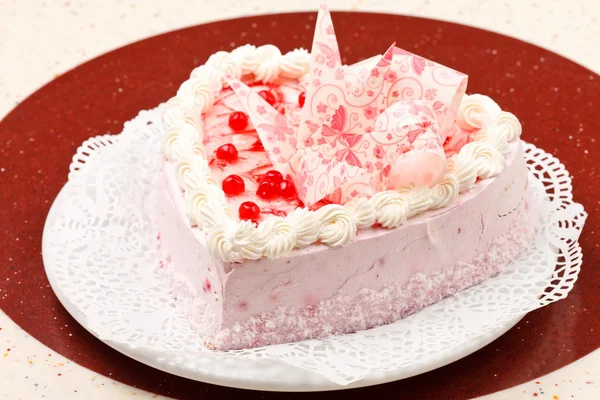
[239,201,260,221]
[279,178,297,199]
[258,90,276,106]
[298,91,306,107]
[222,174,245,195]
[264,170,284,185]
[215,143,238,162]
[228,111,248,132]
[257,180,276,200]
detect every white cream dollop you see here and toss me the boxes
[199,200,234,231]
[279,48,310,79]
[205,51,242,83]
[188,139,206,159]
[430,175,460,210]
[186,185,224,227]
[254,45,282,84]
[161,123,197,161]
[163,105,185,130]
[258,217,297,259]
[177,78,215,113]
[190,65,223,93]
[457,94,501,130]
[475,125,509,156]
[346,197,376,229]
[286,208,320,247]
[175,156,214,191]
[447,152,479,193]
[230,44,260,75]
[369,191,409,228]
[495,111,522,142]
[461,142,507,179]
[399,184,433,218]
[207,220,265,263]
[314,204,357,247]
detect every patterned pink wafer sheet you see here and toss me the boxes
[228,1,468,206]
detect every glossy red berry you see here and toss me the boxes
[222,175,245,196]
[298,92,306,107]
[257,180,276,200]
[279,179,297,199]
[215,143,238,162]
[239,201,260,220]
[258,90,276,106]
[228,111,248,131]
[263,170,283,185]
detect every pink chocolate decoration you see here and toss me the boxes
[230,1,468,206]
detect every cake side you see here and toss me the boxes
[156,140,532,349]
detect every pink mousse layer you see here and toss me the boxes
[156,141,532,350]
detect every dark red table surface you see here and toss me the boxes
[0,11,598,400]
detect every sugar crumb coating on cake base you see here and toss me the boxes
[157,191,535,350]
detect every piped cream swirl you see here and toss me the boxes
[186,185,224,227]
[287,208,320,247]
[369,191,409,228]
[398,184,433,218]
[206,51,242,83]
[175,156,214,191]
[258,217,297,259]
[495,111,522,142]
[315,205,357,247]
[280,49,310,79]
[207,220,265,263]
[430,176,459,210]
[254,45,282,84]
[457,94,501,130]
[346,197,376,229]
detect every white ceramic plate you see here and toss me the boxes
[41,110,584,391]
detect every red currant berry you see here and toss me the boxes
[215,143,238,162]
[239,201,260,220]
[298,92,306,107]
[263,170,283,185]
[279,179,297,199]
[222,175,245,196]
[228,111,248,132]
[257,180,276,200]
[258,90,276,106]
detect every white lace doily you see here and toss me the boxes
[42,105,587,390]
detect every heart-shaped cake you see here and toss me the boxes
[156,3,530,350]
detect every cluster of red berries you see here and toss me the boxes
[256,170,296,200]
[221,170,297,222]
[219,88,305,222]
[221,170,296,200]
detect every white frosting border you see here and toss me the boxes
[161,45,522,263]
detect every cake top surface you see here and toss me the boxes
[160,1,522,262]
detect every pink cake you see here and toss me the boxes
[156,5,531,350]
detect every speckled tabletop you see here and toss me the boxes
[1,1,599,399]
